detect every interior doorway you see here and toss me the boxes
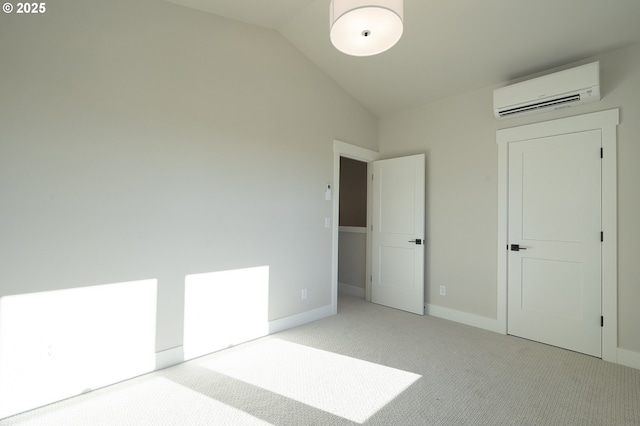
[337,157,368,299]
[331,141,426,316]
[331,141,380,314]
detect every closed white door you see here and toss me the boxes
[508,130,602,357]
[371,154,425,315]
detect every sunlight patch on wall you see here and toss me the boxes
[0,279,157,419]
[199,338,421,423]
[183,266,269,360]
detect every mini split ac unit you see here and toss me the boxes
[493,61,600,119]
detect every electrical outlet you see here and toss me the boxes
[301,288,308,300]
[439,285,446,296]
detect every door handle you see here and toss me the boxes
[510,244,528,251]
[409,239,423,245]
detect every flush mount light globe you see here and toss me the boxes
[329,0,403,57]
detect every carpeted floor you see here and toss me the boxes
[2,294,639,425]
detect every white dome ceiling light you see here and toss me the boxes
[329,0,403,57]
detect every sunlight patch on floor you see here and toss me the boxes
[199,339,421,423]
[1,376,274,426]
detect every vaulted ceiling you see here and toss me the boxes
[166,0,640,117]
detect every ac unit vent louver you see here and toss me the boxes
[498,94,582,117]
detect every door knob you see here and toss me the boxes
[409,239,423,245]
[510,244,527,251]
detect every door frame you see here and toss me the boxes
[496,109,619,362]
[332,140,381,314]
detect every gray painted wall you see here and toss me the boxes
[0,0,377,353]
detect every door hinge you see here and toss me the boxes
[601,316,604,327]
[372,174,374,180]
[601,231,604,242]
[600,147,603,158]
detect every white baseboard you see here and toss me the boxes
[268,304,334,334]
[425,305,640,371]
[425,303,504,334]
[617,348,640,370]
[338,282,365,298]
[156,346,184,370]
[154,305,334,370]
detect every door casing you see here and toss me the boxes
[496,109,619,362]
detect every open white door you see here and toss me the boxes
[371,154,425,315]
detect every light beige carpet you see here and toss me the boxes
[2,294,639,425]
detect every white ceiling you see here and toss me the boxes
[166,0,640,117]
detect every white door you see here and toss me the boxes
[508,130,602,357]
[371,154,425,315]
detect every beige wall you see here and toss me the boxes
[339,157,367,227]
[378,43,640,353]
[338,231,366,290]
[338,157,367,291]
[0,0,377,352]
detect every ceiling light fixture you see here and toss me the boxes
[329,0,403,57]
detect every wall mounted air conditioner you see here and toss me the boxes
[493,61,600,120]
